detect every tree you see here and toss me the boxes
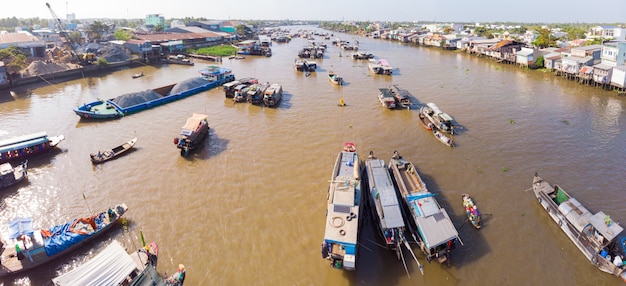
[114,29,132,41]
[67,31,82,45]
[531,28,556,48]
[0,46,28,73]
[87,21,109,42]
[153,24,164,32]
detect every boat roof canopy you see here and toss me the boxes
[415,208,460,248]
[51,240,141,286]
[0,132,48,153]
[590,211,623,242]
[181,113,208,131]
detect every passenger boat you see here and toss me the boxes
[462,194,481,229]
[51,240,160,286]
[365,151,414,262]
[351,51,374,60]
[532,173,626,282]
[73,66,235,120]
[389,85,412,109]
[0,204,128,277]
[246,82,269,105]
[419,103,455,134]
[0,161,27,190]
[321,142,363,271]
[388,151,462,265]
[368,59,393,75]
[378,88,396,109]
[328,71,343,86]
[174,113,209,157]
[263,83,283,107]
[0,132,65,164]
[89,137,137,164]
[433,129,454,148]
[223,77,258,98]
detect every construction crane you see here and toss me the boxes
[46,2,93,64]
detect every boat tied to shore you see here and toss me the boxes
[0,161,27,190]
[0,204,128,277]
[174,113,209,157]
[532,173,626,282]
[321,143,363,271]
[223,77,258,98]
[73,66,234,120]
[90,137,137,164]
[388,151,462,266]
[0,132,65,164]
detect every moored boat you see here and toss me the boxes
[263,83,283,107]
[378,88,396,109]
[51,240,159,286]
[73,66,235,120]
[532,173,626,282]
[321,143,363,271]
[0,204,128,277]
[174,113,209,157]
[246,82,269,105]
[462,194,481,229]
[90,137,137,164]
[132,71,144,79]
[365,151,413,262]
[389,85,412,109]
[388,151,462,266]
[223,77,258,98]
[419,103,455,134]
[418,113,433,130]
[433,129,454,148]
[328,71,343,86]
[0,161,27,190]
[368,59,392,75]
[0,132,65,164]
[351,51,374,60]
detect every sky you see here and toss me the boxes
[4,0,626,24]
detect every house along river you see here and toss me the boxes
[0,26,625,285]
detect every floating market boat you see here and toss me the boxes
[328,71,343,86]
[263,83,283,107]
[90,137,137,164]
[378,88,396,109]
[73,66,234,120]
[419,103,455,134]
[0,132,65,164]
[532,173,626,282]
[388,151,462,266]
[321,143,363,271]
[245,82,269,105]
[462,194,481,229]
[368,59,393,75]
[0,161,27,190]
[0,204,128,277]
[389,85,412,109]
[223,77,258,98]
[433,129,454,148]
[174,113,209,157]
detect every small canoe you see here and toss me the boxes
[418,113,433,130]
[132,72,144,79]
[433,129,454,147]
[462,194,481,229]
[90,137,137,164]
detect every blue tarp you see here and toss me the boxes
[406,192,437,202]
[43,213,106,256]
[8,217,34,239]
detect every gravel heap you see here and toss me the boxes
[21,61,80,77]
[112,90,162,108]
[169,77,209,94]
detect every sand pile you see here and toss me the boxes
[21,61,80,77]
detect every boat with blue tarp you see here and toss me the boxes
[388,151,462,266]
[0,204,128,277]
[533,173,626,282]
[0,132,65,164]
[73,66,235,120]
[321,143,363,271]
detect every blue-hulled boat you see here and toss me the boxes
[73,66,235,120]
[321,143,363,271]
[0,204,128,277]
[0,132,65,164]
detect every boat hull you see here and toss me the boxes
[90,137,137,164]
[0,133,65,164]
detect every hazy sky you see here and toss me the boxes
[5,0,626,24]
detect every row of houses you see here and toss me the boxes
[371,27,626,91]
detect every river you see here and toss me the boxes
[1,26,625,285]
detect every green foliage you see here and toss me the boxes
[154,24,164,32]
[0,46,28,73]
[564,26,586,40]
[114,29,132,41]
[87,21,110,41]
[532,28,557,48]
[535,55,544,68]
[97,58,109,66]
[67,31,82,45]
[193,45,237,57]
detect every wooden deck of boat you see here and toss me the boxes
[86,102,120,116]
[325,151,360,245]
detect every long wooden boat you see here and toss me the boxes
[51,240,159,286]
[368,59,392,75]
[433,129,454,148]
[0,161,27,190]
[131,71,144,79]
[389,85,412,109]
[0,204,128,277]
[462,194,481,229]
[174,113,209,157]
[388,151,462,266]
[90,137,137,164]
[418,113,433,130]
[365,151,411,259]
[73,66,235,120]
[328,71,343,86]
[419,103,455,134]
[223,77,258,98]
[246,82,269,105]
[378,88,396,109]
[321,142,363,271]
[0,132,65,164]
[532,173,626,282]
[263,83,283,107]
